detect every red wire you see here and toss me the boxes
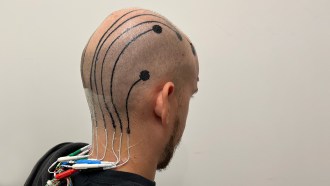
[55,169,78,180]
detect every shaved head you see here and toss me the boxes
[81,8,198,171]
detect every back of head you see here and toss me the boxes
[27,8,199,186]
[81,8,198,133]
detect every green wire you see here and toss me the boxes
[68,149,82,156]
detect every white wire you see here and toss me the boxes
[111,130,119,164]
[81,144,92,152]
[95,127,99,159]
[78,149,90,156]
[117,132,123,162]
[66,178,70,186]
[47,161,58,174]
[88,126,95,156]
[100,128,108,160]
[53,166,62,178]
[113,134,130,168]
[48,130,130,172]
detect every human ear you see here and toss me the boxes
[154,82,175,126]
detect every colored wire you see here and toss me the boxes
[69,144,91,157]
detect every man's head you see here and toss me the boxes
[81,8,198,172]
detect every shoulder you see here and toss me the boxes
[25,142,88,186]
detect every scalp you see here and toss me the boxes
[81,8,197,132]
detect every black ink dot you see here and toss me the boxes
[140,70,150,81]
[190,43,196,56]
[176,32,183,41]
[152,25,162,34]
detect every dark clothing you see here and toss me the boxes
[25,142,155,186]
[67,169,155,186]
[25,142,87,186]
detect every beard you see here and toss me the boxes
[157,117,182,170]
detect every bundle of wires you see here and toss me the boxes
[46,145,91,186]
[46,131,131,186]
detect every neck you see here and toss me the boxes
[89,126,159,181]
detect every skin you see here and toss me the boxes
[81,8,199,181]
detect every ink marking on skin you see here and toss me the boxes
[91,9,140,82]
[81,46,87,87]
[92,12,168,129]
[90,12,181,131]
[94,13,163,65]
[190,43,196,56]
[176,32,183,41]
[152,25,162,33]
[94,13,181,73]
[81,35,94,88]
[139,70,150,81]
[100,21,182,132]
[95,13,183,106]
[99,22,156,130]
[100,20,180,118]
[125,70,150,134]
[110,28,155,132]
[89,9,140,129]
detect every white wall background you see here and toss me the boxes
[0,0,329,185]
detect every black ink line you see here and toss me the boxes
[91,11,159,129]
[176,32,183,41]
[110,29,154,132]
[125,79,140,134]
[90,9,140,88]
[190,43,196,56]
[93,13,180,95]
[91,12,184,130]
[99,21,180,131]
[81,34,94,88]
[81,45,87,87]
[125,70,150,134]
[92,13,161,96]
[94,13,183,106]
[89,9,140,129]
[81,38,99,124]
[92,13,159,92]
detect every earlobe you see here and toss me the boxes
[154,82,175,126]
[154,92,163,118]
